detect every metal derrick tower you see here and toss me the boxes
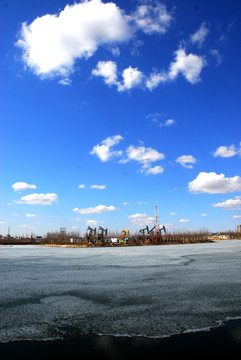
[154,204,159,236]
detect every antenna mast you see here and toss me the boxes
[154,204,159,236]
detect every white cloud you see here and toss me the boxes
[169,48,205,84]
[170,212,176,216]
[92,60,118,86]
[16,193,58,205]
[145,165,164,175]
[78,184,86,189]
[146,71,168,90]
[126,145,164,164]
[126,145,165,175]
[212,196,241,209]
[118,66,144,91]
[73,205,117,214]
[16,1,174,83]
[201,213,207,216]
[176,155,197,169]
[16,0,207,90]
[146,48,206,89]
[214,145,238,158]
[188,172,241,194]
[128,213,154,227]
[131,2,173,35]
[90,135,123,162]
[86,219,99,226]
[92,61,144,91]
[16,0,131,81]
[94,47,205,91]
[90,185,106,190]
[178,219,190,223]
[91,139,165,175]
[233,215,241,219]
[12,182,37,191]
[25,213,38,218]
[190,22,209,47]
[160,118,175,127]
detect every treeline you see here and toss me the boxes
[0,229,240,245]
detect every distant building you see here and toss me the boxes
[238,225,241,233]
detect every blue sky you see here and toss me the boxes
[1,0,241,236]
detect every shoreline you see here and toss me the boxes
[38,239,215,248]
[1,319,241,359]
[2,237,241,248]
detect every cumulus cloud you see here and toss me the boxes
[146,48,206,89]
[126,145,164,164]
[90,135,123,162]
[118,66,144,91]
[12,182,37,191]
[126,145,165,175]
[176,155,197,169]
[90,185,106,190]
[130,2,173,35]
[233,215,241,219]
[145,165,164,175]
[169,48,206,84]
[16,0,174,84]
[16,193,58,205]
[214,144,239,158]
[94,47,205,91]
[92,60,118,86]
[212,196,241,209]
[16,0,131,81]
[146,48,205,90]
[73,205,117,214]
[92,61,144,91]
[178,219,190,223]
[190,22,209,47]
[128,213,154,227]
[145,71,168,90]
[91,136,165,175]
[16,0,207,90]
[188,172,241,194]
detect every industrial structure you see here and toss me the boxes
[1,206,240,246]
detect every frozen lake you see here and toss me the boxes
[1,240,241,343]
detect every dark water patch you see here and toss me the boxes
[1,319,241,359]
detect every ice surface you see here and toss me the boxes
[1,241,241,342]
